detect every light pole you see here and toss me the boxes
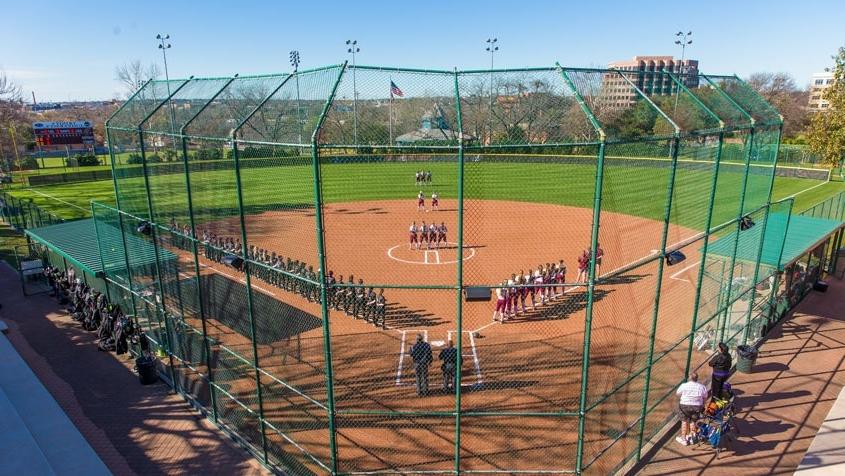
[673,31,692,113]
[485,37,498,144]
[674,31,692,79]
[156,33,176,135]
[346,40,360,145]
[290,50,304,144]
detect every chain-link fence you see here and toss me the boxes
[92,64,837,474]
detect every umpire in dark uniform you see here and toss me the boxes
[439,340,458,392]
[409,334,432,396]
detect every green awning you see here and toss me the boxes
[707,213,844,270]
[25,218,175,275]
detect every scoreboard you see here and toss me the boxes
[33,121,95,146]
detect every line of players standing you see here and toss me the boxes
[493,260,568,322]
[167,220,388,329]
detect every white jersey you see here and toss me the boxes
[409,224,417,233]
[429,225,437,234]
[418,192,424,200]
[495,288,504,300]
[432,193,438,200]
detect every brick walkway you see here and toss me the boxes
[632,276,845,475]
[0,262,267,476]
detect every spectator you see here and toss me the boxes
[676,372,708,446]
[709,342,732,399]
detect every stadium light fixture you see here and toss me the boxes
[346,40,360,145]
[156,33,175,134]
[290,50,303,143]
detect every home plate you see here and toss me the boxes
[431,340,445,347]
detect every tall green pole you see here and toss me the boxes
[90,202,111,301]
[635,133,681,460]
[453,68,465,474]
[741,125,783,345]
[231,136,269,464]
[104,130,140,353]
[135,77,192,392]
[310,63,346,474]
[137,128,179,389]
[717,125,755,344]
[575,139,605,474]
[178,76,236,424]
[682,131,725,379]
[557,65,605,475]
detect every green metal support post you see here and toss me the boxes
[310,64,347,474]
[134,77,192,393]
[90,202,111,301]
[453,68,465,474]
[682,128,727,379]
[231,135,270,464]
[558,65,606,475]
[741,124,783,345]
[615,69,684,462]
[137,128,179,391]
[178,76,237,424]
[636,133,681,459]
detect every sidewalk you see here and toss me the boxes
[632,277,845,475]
[0,262,267,476]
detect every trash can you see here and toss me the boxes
[136,355,158,385]
[735,345,758,373]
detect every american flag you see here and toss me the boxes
[390,80,404,98]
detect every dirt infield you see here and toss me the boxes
[170,199,705,473]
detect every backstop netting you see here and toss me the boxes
[101,64,789,474]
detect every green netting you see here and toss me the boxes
[94,63,822,475]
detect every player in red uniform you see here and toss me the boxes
[428,223,437,250]
[431,192,439,211]
[409,222,419,250]
[576,249,590,282]
[420,221,429,248]
[555,260,567,298]
[492,282,507,322]
[437,222,447,248]
[417,191,425,211]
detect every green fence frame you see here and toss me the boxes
[87,63,845,475]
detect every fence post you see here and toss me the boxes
[310,64,346,474]
[178,77,236,425]
[636,132,681,459]
[230,136,269,464]
[138,128,179,391]
[741,125,783,345]
[453,68,465,474]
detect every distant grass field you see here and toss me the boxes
[6,159,844,229]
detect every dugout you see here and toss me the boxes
[704,212,845,343]
[22,217,178,301]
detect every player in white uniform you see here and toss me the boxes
[428,223,437,250]
[492,283,506,322]
[409,222,419,250]
[431,192,439,211]
[417,191,425,211]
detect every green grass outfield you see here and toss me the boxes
[6,160,844,229]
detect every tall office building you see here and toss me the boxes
[808,71,835,111]
[602,56,699,108]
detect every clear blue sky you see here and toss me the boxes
[1,0,843,101]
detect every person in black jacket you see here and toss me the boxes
[439,340,458,392]
[409,334,432,396]
[709,342,732,399]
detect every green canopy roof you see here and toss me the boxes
[707,213,844,270]
[25,218,175,275]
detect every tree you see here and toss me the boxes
[0,71,29,171]
[115,60,161,98]
[808,47,845,167]
[746,72,809,138]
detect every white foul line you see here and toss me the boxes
[669,261,700,282]
[469,331,483,386]
[396,330,407,386]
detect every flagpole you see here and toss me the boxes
[389,78,394,145]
